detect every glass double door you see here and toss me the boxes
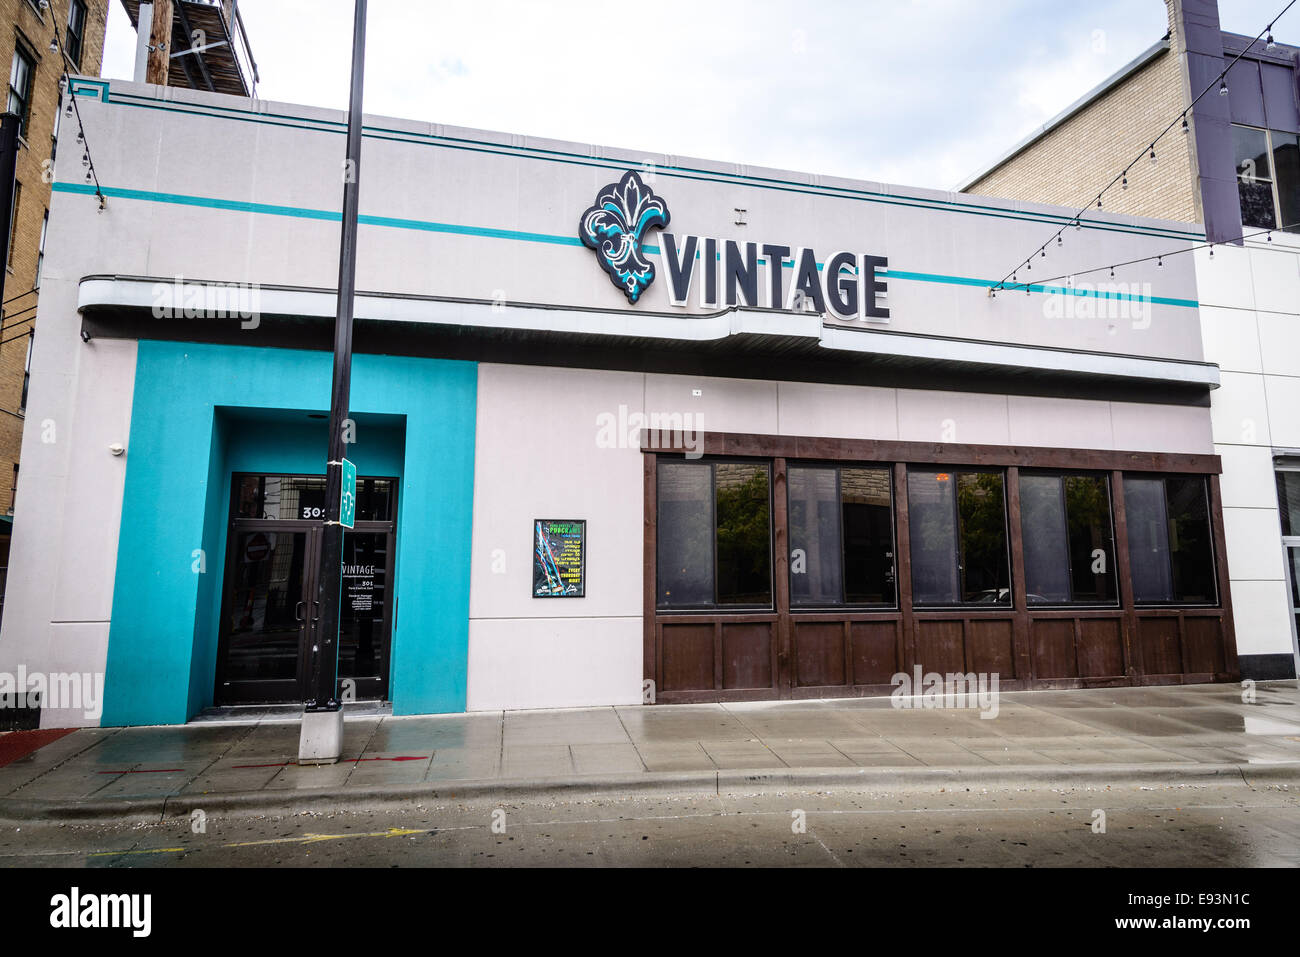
[216,475,395,705]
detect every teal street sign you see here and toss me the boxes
[340,458,357,530]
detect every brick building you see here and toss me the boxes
[0,0,107,605]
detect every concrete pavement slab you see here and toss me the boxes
[1,682,1298,821]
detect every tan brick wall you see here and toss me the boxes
[964,0,1198,227]
[0,0,107,519]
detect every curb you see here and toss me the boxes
[1,760,1296,824]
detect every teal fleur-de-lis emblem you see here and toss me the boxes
[579,170,671,304]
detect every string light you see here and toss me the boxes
[993,223,1291,294]
[989,0,1297,296]
[1266,26,1277,50]
[47,15,106,211]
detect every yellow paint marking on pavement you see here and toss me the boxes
[89,847,186,857]
[225,827,430,848]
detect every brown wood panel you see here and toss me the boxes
[660,623,714,692]
[1032,619,1079,679]
[1208,475,1241,678]
[1137,617,1182,676]
[967,619,1016,677]
[1077,617,1126,677]
[851,621,900,685]
[644,432,1222,475]
[793,622,847,687]
[643,453,656,700]
[914,620,964,674]
[1182,615,1227,675]
[721,623,775,690]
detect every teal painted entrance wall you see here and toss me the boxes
[103,341,478,725]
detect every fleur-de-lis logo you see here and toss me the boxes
[579,170,671,304]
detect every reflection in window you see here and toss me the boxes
[715,463,772,605]
[1278,470,1300,537]
[1020,473,1116,604]
[908,470,1010,605]
[1233,125,1300,233]
[1124,476,1216,604]
[656,461,771,608]
[788,466,895,607]
[236,474,395,522]
[1235,125,1275,229]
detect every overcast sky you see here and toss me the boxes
[99,0,1293,190]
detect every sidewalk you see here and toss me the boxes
[2,681,1298,822]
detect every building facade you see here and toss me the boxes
[0,76,1240,727]
[961,0,1300,682]
[0,0,106,618]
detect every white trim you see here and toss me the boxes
[77,276,1220,388]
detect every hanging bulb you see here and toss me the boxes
[1219,78,1229,96]
[81,152,89,167]
[1149,146,1157,166]
[75,130,83,143]
[1122,173,1128,190]
[1209,244,1215,258]
[1157,256,1163,267]
[1110,266,1115,278]
[1266,28,1276,52]
[1041,247,1046,258]
[1097,197,1103,209]
[84,169,92,182]
[1181,115,1189,134]
[1057,235,1063,247]
[1074,219,1081,230]
[64,99,73,117]
[49,38,58,54]
[1267,231,1273,243]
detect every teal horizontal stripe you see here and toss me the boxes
[52,182,1198,309]
[93,84,1203,243]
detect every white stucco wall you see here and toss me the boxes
[465,362,1216,711]
[1194,233,1300,666]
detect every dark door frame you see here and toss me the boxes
[214,473,398,705]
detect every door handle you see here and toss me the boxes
[295,601,306,622]
[311,600,321,624]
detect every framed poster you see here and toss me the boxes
[533,519,586,598]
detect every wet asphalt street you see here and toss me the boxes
[3,778,1297,867]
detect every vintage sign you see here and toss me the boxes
[342,562,378,620]
[578,169,889,319]
[533,519,586,598]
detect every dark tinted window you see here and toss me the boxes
[1020,473,1116,604]
[788,466,895,607]
[236,475,395,522]
[1279,471,1300,537]
[908,469,1009,605]
[1124,476,1216,604]
[656,461,771,608]
[715,463,771,605]
[1235,125,1276,228]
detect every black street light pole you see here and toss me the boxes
[304,0,366,732]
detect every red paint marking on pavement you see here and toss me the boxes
[0,728,75,767]
[355,755,428,762]
[96,768,185,774]
[227,755,428,769]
